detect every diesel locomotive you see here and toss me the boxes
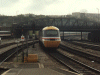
[39,26,61,48]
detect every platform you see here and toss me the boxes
[2,67,78,75]
[1,42,79,75]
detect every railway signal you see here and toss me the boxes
[21,35,25,62]
[21,35,25,41]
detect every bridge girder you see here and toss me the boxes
[34,17,100,32]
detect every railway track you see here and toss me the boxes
[71,41,100,51]
[61,41,100,63]
[38,40,100,74]
[0,41,33,62]
[0,41,33,69]
[0,42,15,49]
[0,39,39,62]
[0,39,34,51]
[44,48,100,75]
[57,41,100,74]
[0,38,21,49]
[0,40,38,75]
[0,68,8,75]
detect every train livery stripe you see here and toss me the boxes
[42,37,60,39]
[42,38,60,39]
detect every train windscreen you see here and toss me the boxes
[43,30,59,37]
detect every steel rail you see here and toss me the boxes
[0,42,15,49]
[71,41,100,51]
[60,43,100,63]
[0,41,33,67]
[47,50,100,74]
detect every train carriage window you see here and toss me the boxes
[43,30,59,37]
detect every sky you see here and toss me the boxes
[0,0,100,16]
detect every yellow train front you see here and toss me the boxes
[39,26,61,48]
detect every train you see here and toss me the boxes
[39,26,61,48]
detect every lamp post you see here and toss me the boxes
[97,8,99,22]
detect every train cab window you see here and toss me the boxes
[43,30,59,37]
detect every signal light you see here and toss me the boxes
[22,29,23,31]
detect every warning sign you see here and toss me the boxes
[21,35,25,41]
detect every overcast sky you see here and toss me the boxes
[0,0,100,16]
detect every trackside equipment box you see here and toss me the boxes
[24,54,38,63]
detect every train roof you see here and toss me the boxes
[43,26,59,30]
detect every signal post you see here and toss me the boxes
[21,35,25,62]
